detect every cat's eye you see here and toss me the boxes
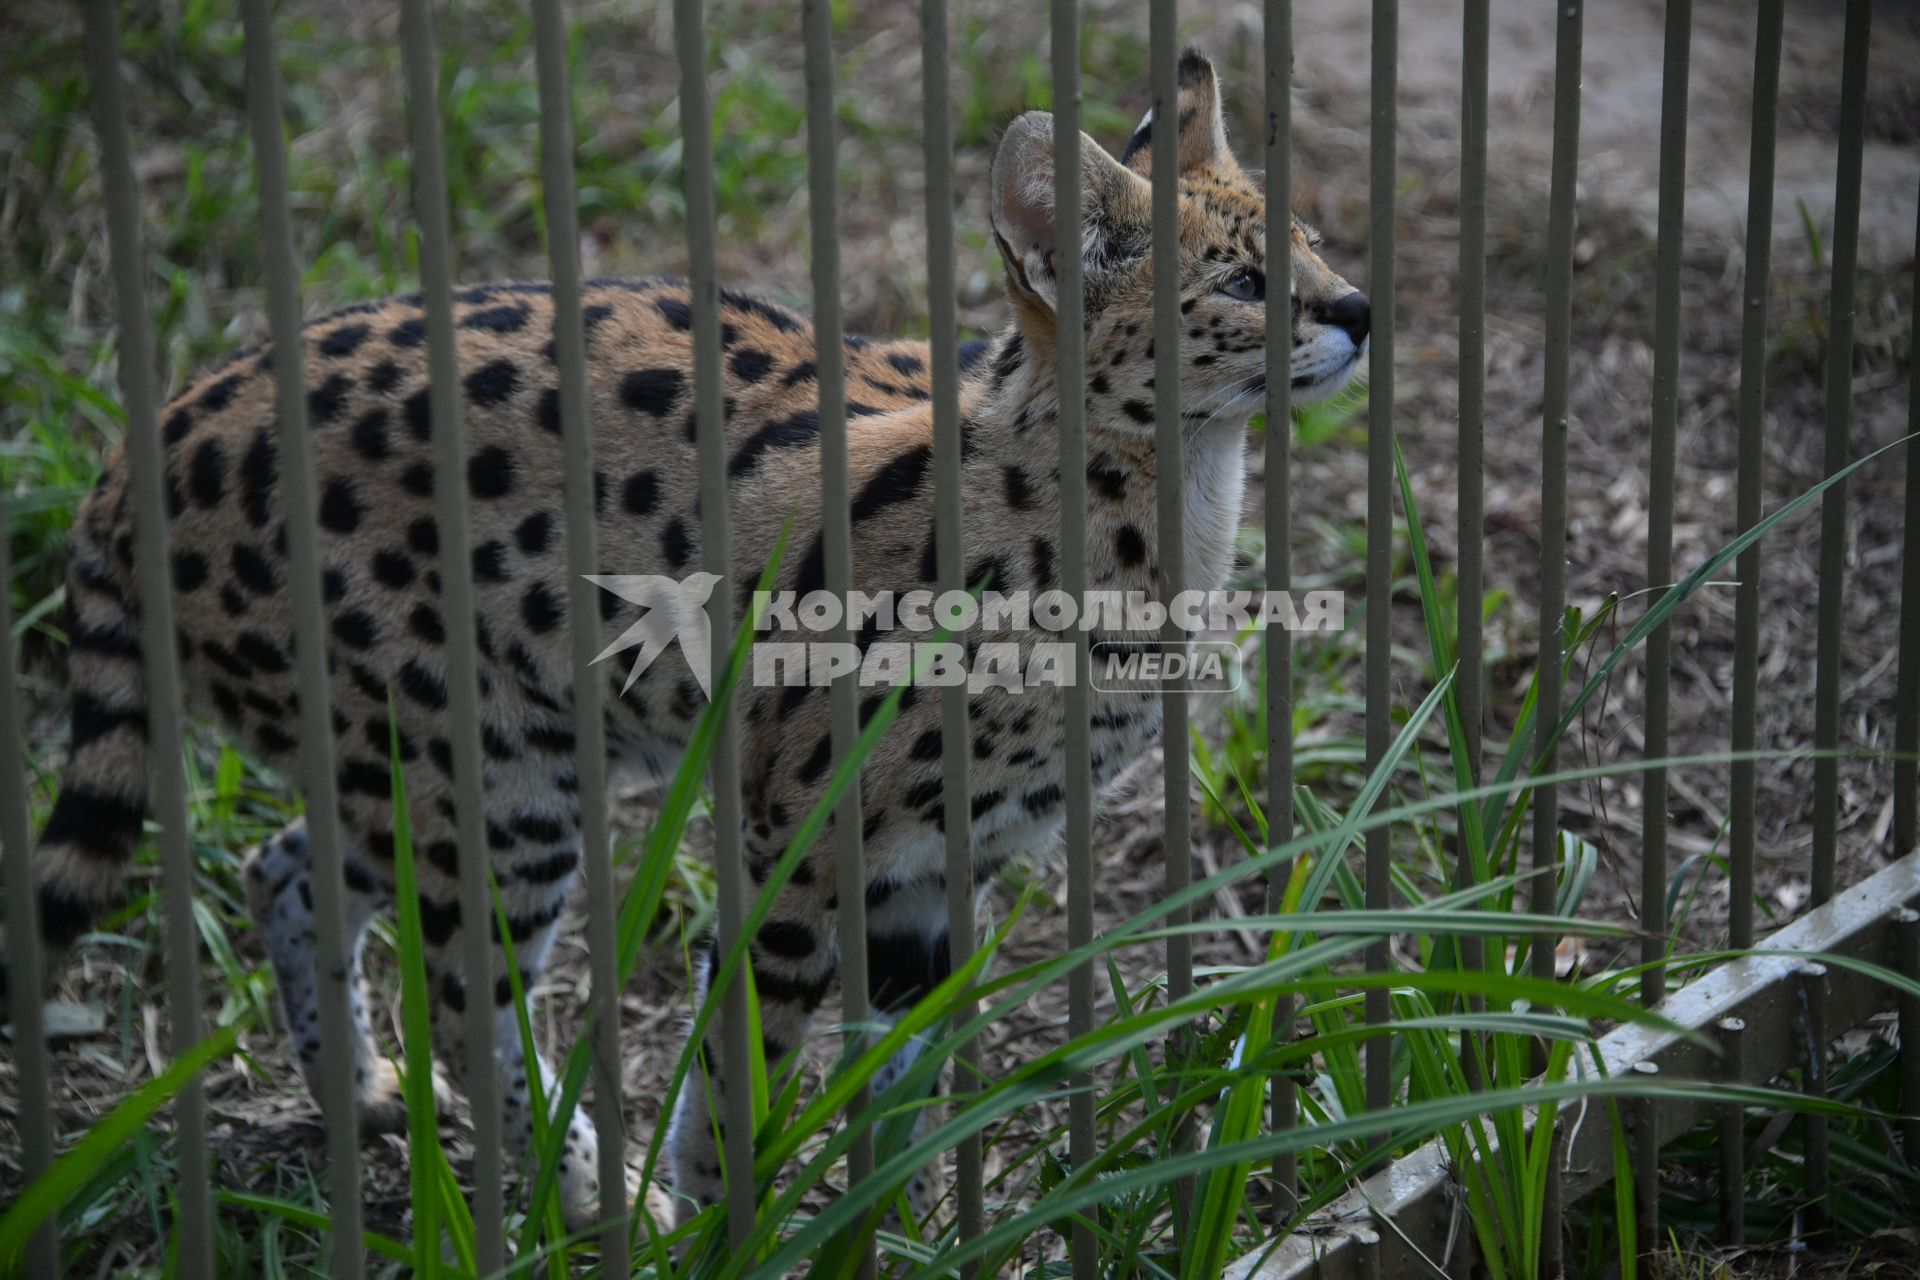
[1221,268,1264,302]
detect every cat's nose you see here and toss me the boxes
[1317,291,1370,347]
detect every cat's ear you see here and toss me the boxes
[989,111,1149,314]
[1119,47,1231,176]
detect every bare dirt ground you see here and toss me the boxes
[6,0,1918,1270]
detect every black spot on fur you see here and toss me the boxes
[199,373,244,412]
[172,550,209,593]
[1004,465,1035,511]
[1087,456,1128,501]
[405,603,442,645]
[465,359,519,408]
[536,386,560,434]
[332,609,379,650]
[400,462,434,497]
[407,517,438,555]
[164,409,193,446]
[399,660,448,709]
[757,919,818,960]
[472,541,509,582]
[729,348,775,384]
[623,471,659,515]
[350,408,390,461]
[661,517,694,570]
[188,440,226,509]
[319,477,364,532]
[230,544,276,595]
[515,511,552,555]
[1121,399,1154,425]
[468,445,515,499]
[1115,524,1148,567]
[388,317,426,348]
[236,632,290,674]
[730,409,818,479]
[403,388,433,442]
[850,445,930,522]
[521,582,564,633]
[620,367,683,416]
[320,323,370,357]
[461,305,529,333]
[367,359,402,393]
[371,549,415,589]
[1031,536,1057,589]
[655,296,692,330]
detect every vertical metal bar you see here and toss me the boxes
[0,515,57,1279]
[1628,1061,1660,1265]
[1729,0,1785,953]
[1798,964,1831,1235]
[671,0,757,1248]
[395,0,506,1266]
[1146,0,1194,1240]
[79,2,214,1269]
[1456,4,1487,784]
[1263,0,1298,1220]
[1893,911,1920,1166]
[922,0,983,1259]
[1536,4,1583,1271]
[800,3,872,1270]
[1715,1016,1746,1245]
[1535,0,1583,979]
[1455,0,1490,1091]
[1149,0,1188,1004]
[1805,7,1868,1234]
[1050,3,1096,1273]
[1364,0,1397,1141]
[529,0,627,1263]
[1812,0,1871,910]
[1897,179,1920,859]
[1641,0,1693,1010]
[237,2,367,1271]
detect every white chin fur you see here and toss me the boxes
[1290,334,1366,403]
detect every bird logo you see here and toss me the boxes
[584,572,723,698]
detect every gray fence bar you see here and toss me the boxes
[800,1,875,1268]
[395,0,509,1265]
[921,0,984,1259]
[1146,0,1195,1236]
[1456,0,1490,1086]
[79,1,216,1269]
[1899,177,1920,860]
[1457,1,1488,784]
[1149,1,1190,1007]
[1812,0,1871,910]
[1536,1,1585,1267]
[528,0,628,1263]
[236,0,368,1270]
[670,0,759,1247]
[1806,0,1872,1234]
[1899,911,1920,1164]
[1050,0,1096,1271]
[1641,0,1693,1009]
[1730,0,1785,954]
[0,506,57,1278]
[1364,0,1397,1134]
[1263,0,1298,1217]
[1715,1016,1746,1244]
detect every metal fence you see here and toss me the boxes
[3,0,1916,1275]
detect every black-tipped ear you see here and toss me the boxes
[1120,47,1230,176]
[989,111,1150,314]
